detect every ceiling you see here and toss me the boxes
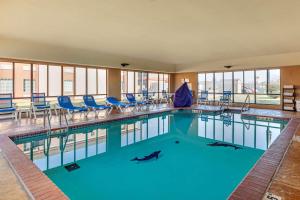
[1,0,300,72]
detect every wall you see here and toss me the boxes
[170,72,198,102]
[107,68,121,100]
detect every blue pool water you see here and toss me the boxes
[14,111,287,200]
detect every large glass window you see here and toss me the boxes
[244,71,255,94]
[233,71,243,94]
[148,73,159,99]
[87,68,97,94]
[163,74,169,92]
[75,67,86,95]
[33,64,47,95]
[121,71,127,94]
[127,71,134,93]
[198,73,205,91]
[268,69,280,94]
[198,69,280,105]
[97,69,106,94]
[49,65,62,96]
[135,72,148,94]
[256,69,280,104]
[63,67,74,95]
[214,73,223,93]
[206,73,214,100]
[14,63,32,97]
[256,70,267,94]
[242,70,255,103]
[159,74,169,98]
[224,72,232,91]
[0,62,13,94]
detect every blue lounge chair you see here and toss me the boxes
[0,93,17,120]
[57,96,88,118]
[31,93,52,119]
[142,90,155,105]
[83,95,112,116]
[125,93,146,109]
[106,97,135,112]
[197,90,208,105]
[159,90,171,104]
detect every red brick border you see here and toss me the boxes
[0,135,68,200]
[228,118,300,200]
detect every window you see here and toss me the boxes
[75,67,86,95]
[244,71,255,93]
[198,74,205,91]
[268,69,280,94]
[198,69,280,105]
[163,74,169,92]
[214,73,223,93]
[224,72,232,91]
[127,71,134,93]
[0,62,13,94]
[256,69,280,104]
[33,64,47,95]
[233,71,243,94]
[206,73,214,100]
[256,70,267,94]
[14,63,31,97]
[63,80,73,94]
[159,74,169,98]
[134,72,142,94]
[0,79,13,94]
[23,79,31,93]
[214,72,223,100]
[87,68,97,94]
[243,71,255,103]
[148,73,159,99]
[63,67,74,95]
[49,65,62,96]
[97,69,106,94]
[121,71,128,94]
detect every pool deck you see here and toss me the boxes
[1,104,300,199]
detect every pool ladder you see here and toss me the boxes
[241,94,250,112]
[43,109,52,136]
[58,108,69,131]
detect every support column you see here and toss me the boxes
[107,68,121,100]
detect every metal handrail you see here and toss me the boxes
[58,108,69,130]
[241,94,250,112]
[43,109,52,135]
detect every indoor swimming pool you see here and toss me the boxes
[14,110,288,200]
